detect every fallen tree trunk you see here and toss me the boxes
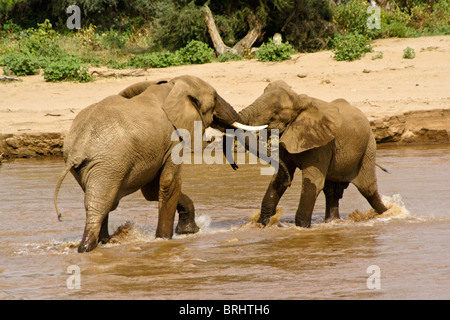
[0,76,21,82]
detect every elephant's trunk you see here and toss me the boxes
[238,101,265,126]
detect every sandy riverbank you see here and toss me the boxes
[1,35,449,158]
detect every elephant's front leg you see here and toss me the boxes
[295,166,326,228]
[259,161,295,226]
[155,162,181,239]
[323,180,349,221]
[175,192,199,234]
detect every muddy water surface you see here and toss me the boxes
[0,145,449,299]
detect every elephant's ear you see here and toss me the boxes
[280,98,342,154]
[162,78,205,136]
[119,79,168,99]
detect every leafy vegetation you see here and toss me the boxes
[43,56,92,82]
[331,32,373,61]
[402,46,416,59]
[0,0,448,80]
[1,51,40,75]
[255,39,296,62]
[176,40,215,65]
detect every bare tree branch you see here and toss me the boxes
[204,5,264,56]
[204,5,233,55]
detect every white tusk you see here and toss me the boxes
[231,122,268,131]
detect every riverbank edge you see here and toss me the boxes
[0,108,448,161]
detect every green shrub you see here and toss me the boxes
[175,40,215,65]
[371,51,383,60]
[331,32,372,61]
[101,31,127,49]
[18,20,64,58]
[127,51,180,68]
[1,52,40,76]
[334,0,372,36]
[403,47,415,59]
[43,56,93,82]
[152,1,209,51]
[255,39,296,62]
[217,51,243,62]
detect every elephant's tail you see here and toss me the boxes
[54,162,72,221]
[376,162,391,174]
[54,157,84,221]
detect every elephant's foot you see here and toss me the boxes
[295,212,312,228]
[295,219,311,228]
[325,207,340,222]
[257,214,272,226]
[176,219,200,234]
[78,230,99,253]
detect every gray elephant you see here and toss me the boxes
[230,80,387,227]
[54,75,263,253]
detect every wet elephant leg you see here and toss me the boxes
[155,162,181,239]
[78,184,121,253]
[176,192,199,234]
[352,137,388,215]
[98,213,110,244]
[295,148,331,228]
[323,180,349,221]
[97,200,120,244]
[358,185,387,214]
[295,176,322,228]
[258,160,296,226]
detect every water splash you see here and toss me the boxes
[348,194,410,223]
[245,208,285,228]
[195,214,212,230]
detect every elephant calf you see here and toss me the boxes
[54,75,262,252]
[234,80,388,227]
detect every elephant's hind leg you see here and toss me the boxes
[323,180,349,221]
[175,192,199,234]
[352,139,387,215]
[155,162,181,239]
[79,185,121,253]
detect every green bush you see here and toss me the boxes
[127,51,180,68]
[331,32,372,61]
[403,47,415,59]
[101,30,128,49]
[334,0,372,35]
[152,1,209,51]
[371,51,383,60]
[19,20,64,58]
[175,40,215,65]
[1,52,40,76]
[43,56,93,82]
[255,39,296,62]
[217,50,243,62]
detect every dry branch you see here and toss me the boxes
[91,69,147,78]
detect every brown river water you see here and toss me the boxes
[0,144,449,300]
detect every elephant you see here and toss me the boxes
[54,75,264,252]
[231,80,388,228]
